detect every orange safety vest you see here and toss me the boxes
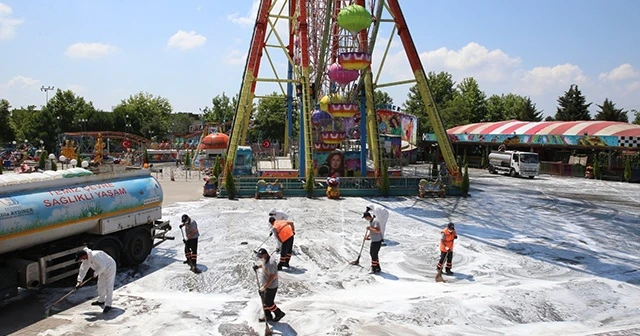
[439,228,456,252]
[273,220,294,242]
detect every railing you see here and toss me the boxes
[216,176,459,198]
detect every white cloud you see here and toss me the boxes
[626,81,640,93]
[598,63,638,82]
[65,42,118,58]
[519,63,589,96]
[227,0,259,26]
[0,3,23,40]
[5,75,40,88]
[167,30,206,50]
[225,49,246,65]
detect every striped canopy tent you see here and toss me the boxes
[448,120,640,137]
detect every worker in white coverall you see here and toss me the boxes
[75,247,117,313]
[268,208,289,251]
[366,204,389,243]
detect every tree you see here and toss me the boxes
[213,156,222,178]
[555,84,591,121]
[404,71,456,134]
[225,165,236,199]
[545,115,555,121]
[373,90,394,108]
[168,112,194,136]
[595,98,628,122]
[113,92,173,139]
[0,99,15,143]
[441,77,486,127]
[632,109,640,125]
[624,157,632,182]
[38,150,47,170]
[249,93,287,144]
[205,92,238,131]
[520,97,543,121]
[485,94,505,122]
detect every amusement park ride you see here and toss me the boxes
[224,0,462,186]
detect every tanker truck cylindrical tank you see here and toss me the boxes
[488,152,512,168]
[0,176,163,255]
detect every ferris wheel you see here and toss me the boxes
[226,0,462,186]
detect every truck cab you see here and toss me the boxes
[488,150,539,178]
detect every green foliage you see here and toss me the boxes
[480,150,486,168]
[595,98,628,122]
[38,150,47,170]
[555,84,592,121]
[545,115,555,121]
[51,159,58,171]
[184,150,191,169]
[440,77,487,128]
[113,92,173,139]
[213,156,222,178]
[0,99,15,143]
[204,92,238,132]
[249,93,287,144]
[373,90,394,108]
[225,165,236,199]
[624,157,632,182]
[632,109,640,125]
[143,147,149,164]
[404,72,456,134]
[304,168,314,197]
[484,94,542,122]
[380,161,390,197]
[168,112,194,136]
[461,164,470,196]
[593,158,601,180]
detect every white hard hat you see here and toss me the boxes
[268,208,276,216]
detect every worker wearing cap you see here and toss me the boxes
[363,211,382,273]
[269,217,295,270]
[180,214,200,272]
[75,247,117,313]
[253,248,286,322]
[437,222,458,275]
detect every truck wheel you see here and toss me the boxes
[488,166,496,174]
[510,169,517,177]
[124,228,152,266]
[528,176,535,179]
[92,236,122,266]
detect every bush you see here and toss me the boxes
[184,150,191,169]
[225,165,236,199]
[304,168,314,197]
[51,159,58,171]
[143,147,149,165]
[480,150,486,168]
[380,161,390,197]
[593,159,601,180]
[213,156,222,178]
[461,164,470,197]
[38,150,47,170]
[624,157,632,182]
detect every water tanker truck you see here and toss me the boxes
[0,168,173,301]
[487,150,540,178]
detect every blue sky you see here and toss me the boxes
[1,0,639,119]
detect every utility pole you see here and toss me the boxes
[40,86,55,105]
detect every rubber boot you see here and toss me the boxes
[273,308,286,322]
[259,311,273,322]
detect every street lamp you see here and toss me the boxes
[40,85,55,105]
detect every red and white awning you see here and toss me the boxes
[447,120,640,137]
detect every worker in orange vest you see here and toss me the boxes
[437,222,458,275]
[269,217,295,270]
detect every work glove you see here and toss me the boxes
[252,265,260,271]
[183,239,187,243]
[259,286,266,293]
[269,232,273,237]
[454,235,458,239]
[179,224,184,229]
[445,246,450,251]
[75,281,81,289]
